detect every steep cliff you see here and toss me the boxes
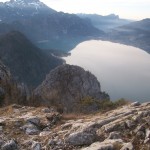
[34,64,109,113]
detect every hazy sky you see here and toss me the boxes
[1,0,150,20]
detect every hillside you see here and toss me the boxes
[107,19,150,53]
[0,0,104,51]
[0,102,149,149]
[77,13,131,32]
[34,64,109,113]
[0,31,63,87]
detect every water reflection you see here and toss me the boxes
[64,40,150,102]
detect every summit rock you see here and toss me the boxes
[34,64,109,113]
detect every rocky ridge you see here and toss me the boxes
[0,60,28,106]
[0,31,63,87]
[34,64,109,113]
[0,102,149,149]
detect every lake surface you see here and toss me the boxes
[63,40,150,102]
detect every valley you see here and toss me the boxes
[0,0,149,150]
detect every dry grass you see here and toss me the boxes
[61,113,88,121]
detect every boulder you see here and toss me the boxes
[34,64,109,113]
[26,116,40,126]
[66,127,97,146]
[130,102,141,107]
[21,123,39,135]
[125,120,135,128]
[81,142,113,150]
[145,129,150,139]
[144,138,150,144]
[31,141,41,150]
[107,132,121,139]
[120,142,133,150]
[1,140,18,150]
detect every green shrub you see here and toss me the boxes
[79,96,98,106]
[79,97,128,113]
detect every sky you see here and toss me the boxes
[1,0,150,20]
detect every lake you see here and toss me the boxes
[63,40,150,102]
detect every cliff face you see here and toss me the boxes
[34,64,109,113]
[0,60,27,106]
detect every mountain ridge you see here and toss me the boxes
[107,18,150,53]
[0,31,63,87]
[0,0,104,51]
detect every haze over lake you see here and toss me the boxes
[64,40,150,102]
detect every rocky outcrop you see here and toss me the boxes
[0,60,28,106]
[0,61,12,105]
[34,64,109,113]
[0,102,149,149]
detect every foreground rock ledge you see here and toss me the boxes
[0,102,149,150]
[34,64,109,113]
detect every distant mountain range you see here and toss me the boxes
[0,0,56,22]
[77,13,132,32]
[107,19,150,53]
[0,0,104,51]
[0,31,63,87]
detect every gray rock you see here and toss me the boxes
[11,104,22,109]
[108,131,121,139]
[0,140,4,148]
[66,128,97,146]
[131,102,141,107]
[0,119,5,126]
[21,123,39,135]
[0,126,3,133]
[81,142,113,150]
[134,124,145,133]
[26,116,40,126]
[42,108,51,113]
[136,131,145,139]
[47,139,58,146]
[2,140,18,150]
[61,123,72,130]
[145,129,150,139]
[144,138,150,144]
[56,139,63,145]
[125,120,135,128]
[31,141,41,150]
[120,142,133,150]
[34,64,109,113]
[39,131,51,137]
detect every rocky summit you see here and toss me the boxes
[34,64,109,113]
[0,102,149,149]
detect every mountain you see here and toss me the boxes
[34,64,109,113]
[107,19,150,53]
[0,31,63,87]
[0,0,104,51]
[0,0,56,22]
[77,13,132,32]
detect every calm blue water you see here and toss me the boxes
[64,40,150,102]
